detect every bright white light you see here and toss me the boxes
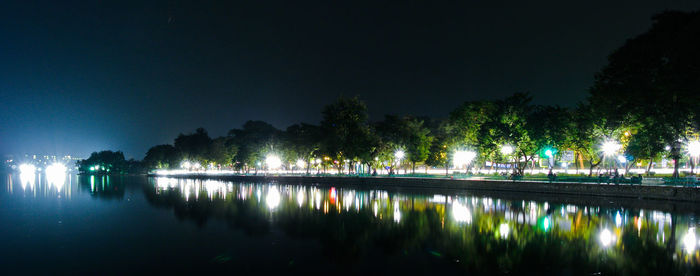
[615,211,622,227]
[19,163,36,174]
[46,163,67,175]
[453,150,477,168]
[181,161,192,169]
[296,159,306,168]
[687,141,700,158]
[544,149,553,158]
[543,217,550,231]
[452,202,472,223]
[602,141,621,156]
[599,228,614,247]
[665,145,671,151]
[296,190,304,207]
[617,155,627,163]
[501,145,513,155]
[499,223,510,238]
[266,186,281,210]
[19,166,36,190]
[682,228,696,254]
[394,150,405,160]
[393,201,401,223]
[46,163,67,189]
[265,155,282,169]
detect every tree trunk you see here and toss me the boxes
[646,159,653,175]
[412,162,416,174]
[673,156,680,178]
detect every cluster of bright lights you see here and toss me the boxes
[453,150,477,168]
[500,145,513,155]
[296,159,306,168]
[19,163,37,175]
[602,141,621,156]
[46,163,67,176]
[394,150,405,160]
[265,154,282,169]
[687,140,700,158]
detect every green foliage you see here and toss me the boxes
[77,150,139,174]
[144,144,178,169]
[320,96,377,171]
[228,121,283,171]
[590,11,700,176]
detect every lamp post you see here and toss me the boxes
[394,150,405,175]
[602,140,621,174]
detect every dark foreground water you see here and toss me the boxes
[1,173,699,275]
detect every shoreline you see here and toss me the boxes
[150,174,700,211]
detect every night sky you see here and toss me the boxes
[2,0,699,159]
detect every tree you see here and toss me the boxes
[590,11,700,177]
[403,117,433,174]
[228,121,282,173]
[144,144,178,169]
[426,120,452,175]
[174,128,213,166]
[208,137,237,168]
[528,105,571,173]
[77,150,128,174]
[320,96,376,173]
[284,123,322,174]
[486,93,536,176]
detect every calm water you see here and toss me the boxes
[1,173,699,275]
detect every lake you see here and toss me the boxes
[1,173,698,275]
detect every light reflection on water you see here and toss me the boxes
[149,177,700,273]
[3,174,699,274]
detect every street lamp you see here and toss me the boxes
[394,150,405,160]
[601,140,621,173]
[265,154,282,171]
[453,150,477,173]
[500,145,514,155]
[688,140,700,158]
[394,150,405,174]
[602,141,621,156]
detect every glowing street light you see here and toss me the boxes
[500,145,514,155]
[265,154,282,170]
[46,163,67,189]
[544,149,553,158]
[688,140,700,158]
[617,155,627,164]
[601,141,621,156]
[394,150,405,160]
[19,163,36,175]
[453,150,477,168]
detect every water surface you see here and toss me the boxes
[1,173,699,275]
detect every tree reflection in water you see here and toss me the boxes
[145,177,699,275]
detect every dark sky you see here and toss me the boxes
[1,0,699,159]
